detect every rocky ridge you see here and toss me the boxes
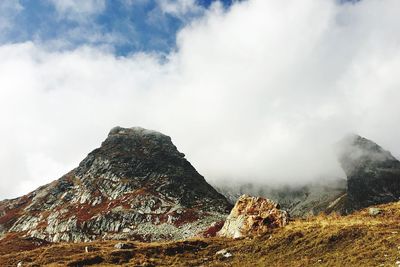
[0,127,232,242]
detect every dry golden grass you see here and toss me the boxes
[2,202,400,266]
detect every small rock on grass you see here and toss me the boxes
[114,242,134,249]
[368,208,381,216]
[216,249,233,258]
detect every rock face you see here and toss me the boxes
[217,195,288,238]
[337,134,400,213]
[0,127,232,242]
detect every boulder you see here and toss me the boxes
[215,249,233,258]
[114,242,134,249]
[368,208,381,216]
[217,195,288,238]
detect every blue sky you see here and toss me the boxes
[2,0,400,199]
[0,0,234,56]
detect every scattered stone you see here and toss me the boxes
[17,262,23,267]
[215,249,233,258]
[369,208,381,216]
[224,252,233,258]
[216,249,228,255]
[114,242,134,249]
[218,195,288,238]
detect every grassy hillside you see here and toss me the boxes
[1,201,400,266]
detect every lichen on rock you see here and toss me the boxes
[218,195,288,238]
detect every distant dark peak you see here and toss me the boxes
[336,134,399,176]
[336,134,400,213]
[340,134,393,156]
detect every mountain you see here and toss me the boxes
[1,129,399,246]
[214,179,347,217]
[337,134,400,213]
[0,127,231,242]
[215,134,400,216]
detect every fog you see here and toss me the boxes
[1,0,400,199]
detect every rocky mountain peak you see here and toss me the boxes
[0,127,231,243]
[76,126,188,180]
[336,134,400,212]
[337,134,400,177]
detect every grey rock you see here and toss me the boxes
[216,249,233,258]
[114,242,134,249]
[369,207,381,216]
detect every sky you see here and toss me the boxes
[0,0,234,55]
[1,0,400,200]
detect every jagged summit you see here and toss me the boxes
[78,126,187,179]
[76,126,186,181]
[337,134,400,176]
[108,126,167,137]
[0,127,231,242]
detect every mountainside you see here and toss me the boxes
[215,134,400,216]
[0,127,231,242]
[337,134,400,213]
[214,179,347,217]
[2,201,400,266]
[1,129,399,248]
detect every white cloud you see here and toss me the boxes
[0,0,23,36]
[157,0,203,18]
[48,0,106,21]
[2,0,400,199]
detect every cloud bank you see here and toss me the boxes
[1,0,400,199]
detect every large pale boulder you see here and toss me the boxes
[218,195,288,238]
